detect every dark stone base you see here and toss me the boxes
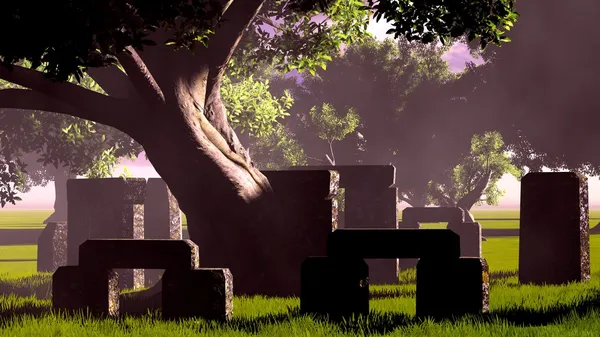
[162,268,233,321]
[416,257,489,318]
[300,257,369,318]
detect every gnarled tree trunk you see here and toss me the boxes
[457,169,493,222]
[43,167,76,224]
[0,0,290,296]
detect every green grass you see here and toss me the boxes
[0,211,51,230]
[3,208,600,231]
[2,209,600,335]
[2,270,600,336]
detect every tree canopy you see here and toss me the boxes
[0,0,518,296]
[427,131,522,210]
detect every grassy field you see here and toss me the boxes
[1,209,600,336]
[5,208,600,231]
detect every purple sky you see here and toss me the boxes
[6,18,597,210]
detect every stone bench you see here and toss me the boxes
[52,239,232,321]
[301,228,488,318]
[401,207,482,261]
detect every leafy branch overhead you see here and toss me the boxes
[369,0,518,48]
[0,0,517,83]
[221,75,293,138]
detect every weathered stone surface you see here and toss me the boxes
[210,169,337,297]
[37,221,68,272]
[327,229,460,259]
[300,257,369,318]
[144,178,182,240]
[447,222,482,258]
[416,257,489,318]
[162,268,233,321]
[519,172,590,285]
[79,239,199,270]
[144,179,182,287]
[52,266,120,317]
[67,178,146,290]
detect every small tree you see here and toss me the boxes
[308,103,359,165]
[427,131,522,219]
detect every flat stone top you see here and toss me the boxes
[522,171,586,182]
[402,207,465,224]
[67,178,148,203]
[327,229,460,259]
[284,165,396,187]
[78,239,199,270]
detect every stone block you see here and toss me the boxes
[144,178,182,240]
[287,166,397,285]
[37,221,68,272]
[300,257,369,318]
[52,266,120,317]
[344,187,399,284]
[327,229,460,259]
[79,239,199,270]
[416,257,489,318]
[144,178,183,287]
[162,268,233,321]
[519,172,590,285]
[67,178,146,290]
[447,222,482,258]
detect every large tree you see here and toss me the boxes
[0,0,517,295]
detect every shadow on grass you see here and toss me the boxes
[1,272,600,335]
[370,270,518,299]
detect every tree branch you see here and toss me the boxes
[86,65,136,99]
[0,65,138,131]
[0,63,133,112]
[116,46,166,105]
[205,0,266,72]
[0,89,112,125]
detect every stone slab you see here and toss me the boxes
[416,257,489,318]
[327,229,460,259]
[519,172,590,285]
[79,239,199,270]
[162,268,233,321]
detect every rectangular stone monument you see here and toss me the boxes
[143,178,182,287]
[67,178,147,290]
[288,165,398,285]
[519,172,590,285]
[222,169,338,297]
[37,221,68,272]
